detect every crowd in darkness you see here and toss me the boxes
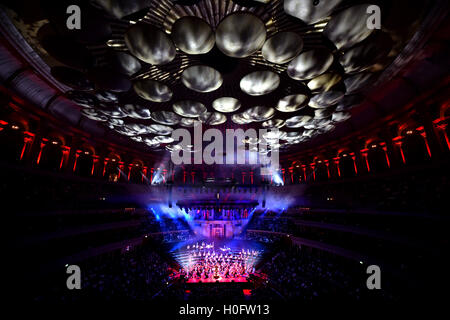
[34,238,392,302]
[261,245,366,300]
[38,245,175,302]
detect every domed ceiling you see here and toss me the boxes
[1,0,435,153]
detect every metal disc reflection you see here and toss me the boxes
[173,100,207,118]
[240,71,280,96]
[332,111,351,122]
[287,49,334,80]
[94,0,148,19]
[108,51,142,76]
[154,136,175,144]
[283,131,303,141]
[198,112,227,125]
[148,124,174,135]
[284,0,344,24]
[81,109,108,121]
[216,13,266,58]
[307,73,342,92]
[125,23,176,65]
[144,137,160,147]
[232,113,253,124]
[324,4,374,50]
[339,33,393,74]
[133,79,173,102]
[125,123,152,135]
[212,97,241,113]
[179,118,196,127]
[114,126,138,136]
[171,16,215,55]
[242,106,275,122]
[285,115,313,128]
[314,108,333,119]
[309,91,344,109]
[262,119,285,128]
[262,32,303,64]
[181,65,223,93]
[151,111,181,125]
[94,91,119,103]
[122,104,151,119]
[276,94,308,112]
[97,104,127,118]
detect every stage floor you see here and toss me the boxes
[185,275,249,283]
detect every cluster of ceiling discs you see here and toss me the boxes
[33,0,406,152]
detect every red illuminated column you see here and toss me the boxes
[250,171,254,184]
[379,142,390,168]
[282,168,286,183]
[118,162,124,179]
[128,164,133,181]
[36,138,48,165]
[162,169,167,182]
[309,164,315,181]
[191,171,195,184]
[20,132,35,161]
[302,165,307,181]
[103,158,109,176]
[360,149,370,172]
[60,146,71,169]
[333,157,341,177]
[150,167,154,181]
[393,136,406,164]
[433,119,450,150]
[73,150,82,172]
[288,167,294,183]
[91,155,99,175]
[416,127,432,157]
[350,153,358,174]
[183,170,187,184]
[324,160,330,178]
[242,172,246,184]
[142,166,148,182]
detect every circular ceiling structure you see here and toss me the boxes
[1,0,437,153]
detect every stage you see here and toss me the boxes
[170,239,267,284]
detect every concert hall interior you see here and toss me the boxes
[1,0,449,305]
